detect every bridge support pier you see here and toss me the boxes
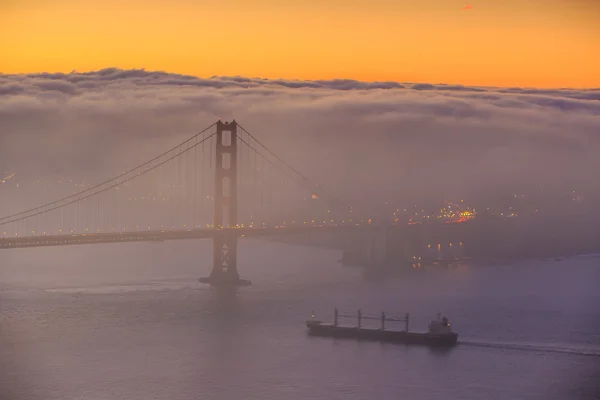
[368,226,389,268]
[199,120,251,287]
[340,227,389,268]
[198,231,250,286]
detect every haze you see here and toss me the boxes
[1,1,600,399]
[1,69,600,213]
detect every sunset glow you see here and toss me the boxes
[2,0,599,87]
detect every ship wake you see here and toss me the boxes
[459,339,600,358]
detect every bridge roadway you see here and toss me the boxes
[0,224,375,250]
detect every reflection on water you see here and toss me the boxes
[209,286,243,315]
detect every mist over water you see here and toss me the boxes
[1,240,599,400]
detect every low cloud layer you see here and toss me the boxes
[1,68,599,203]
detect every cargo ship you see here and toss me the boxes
[306,309,458,347]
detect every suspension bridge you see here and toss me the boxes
[0,120,383,285]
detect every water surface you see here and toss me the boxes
[1,240,599,399]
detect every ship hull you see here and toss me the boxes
[306,321,458,347]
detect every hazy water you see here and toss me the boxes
[1,240,599,400]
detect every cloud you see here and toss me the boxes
[0,68,599,204]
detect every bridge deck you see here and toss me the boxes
[0,225,372,249]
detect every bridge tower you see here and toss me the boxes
[199,120,251,286]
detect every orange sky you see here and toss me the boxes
[1,0,599,87]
